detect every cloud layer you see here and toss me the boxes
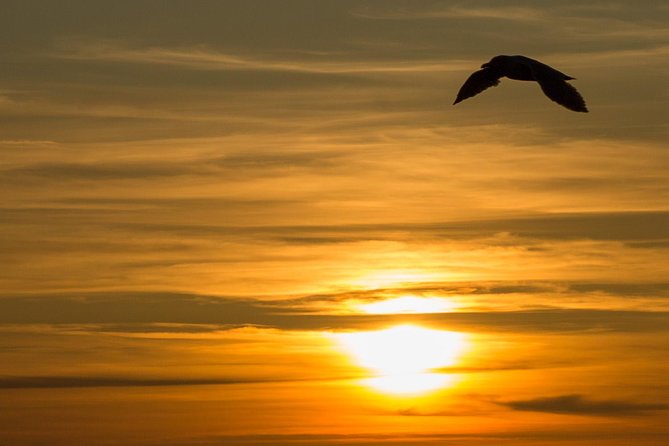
[501,394,668,416]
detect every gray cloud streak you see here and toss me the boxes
[0,376,270,389]
[2,291,669,333]
[3,210,652,244]
[501,394,668,416]
[2,151,344,181]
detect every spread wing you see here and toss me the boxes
[453,68,501,105]
[531,64,588,112]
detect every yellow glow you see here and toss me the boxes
[363,373,455,395]
[352,270,440,289]
[357,295,457,314]
[334,325,468,395]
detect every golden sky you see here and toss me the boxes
[1,1,669,445]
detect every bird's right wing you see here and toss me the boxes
[453,68,501,105]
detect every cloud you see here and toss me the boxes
[352,5,544,22]
[0,292,269,325]
[351,2,669,66]
[6,160,192,181]
[472,211,669,242]
[1,291,669,333]
[351,3,669,41]
[55,40,468,74]
[433,362,554,374]
[3,207,669,302]
[161,433,476,446]
[0,375,271,389]
[500,394,668,416]
[568,282,669,297]
[0,139,60,147]
[558,44,669,61]
[151,428,669,446]
[31,211,659,243]
[3,150,343,181]
[115,210,669,244]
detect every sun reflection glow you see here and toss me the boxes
[334,325,468,395]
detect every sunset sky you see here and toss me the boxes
[2,1,669,445]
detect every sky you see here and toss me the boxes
[1,1,669,445]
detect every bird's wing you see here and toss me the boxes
[453,68,501,105]
[531,64,588,112]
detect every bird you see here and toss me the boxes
[453,55,588,112]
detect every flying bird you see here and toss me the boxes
[453,55,588,112]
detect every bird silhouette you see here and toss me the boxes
[453,55,588,112]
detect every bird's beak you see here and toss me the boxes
[481,62,490,68]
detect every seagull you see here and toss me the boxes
[453,55,588,112]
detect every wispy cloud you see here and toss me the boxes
[500,394,668,416]
[156,429,669,446]
[549,45,669,67]
[55,40,468,74]
[1,291,669,333]
[3,150,344,181]
[0,375,278,389]
[353,5,544,22]
[352,3,669,52]
[108,211,669,245]
[0,139,60,147]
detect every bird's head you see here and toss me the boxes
[481,55,508,69]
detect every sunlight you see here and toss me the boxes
[363,373,455,395]
[334,325,468,395]
[357,295,457,314]
[352,270,440,289]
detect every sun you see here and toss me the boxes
[334,325,468,395]
[337,325,464,373]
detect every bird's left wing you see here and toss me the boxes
[453,68,501,105]
[532,64,588,112]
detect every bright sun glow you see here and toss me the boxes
[334,325,468,395]
[352,270,440,290]
[365,373,455,394]
[357,295,457,314]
